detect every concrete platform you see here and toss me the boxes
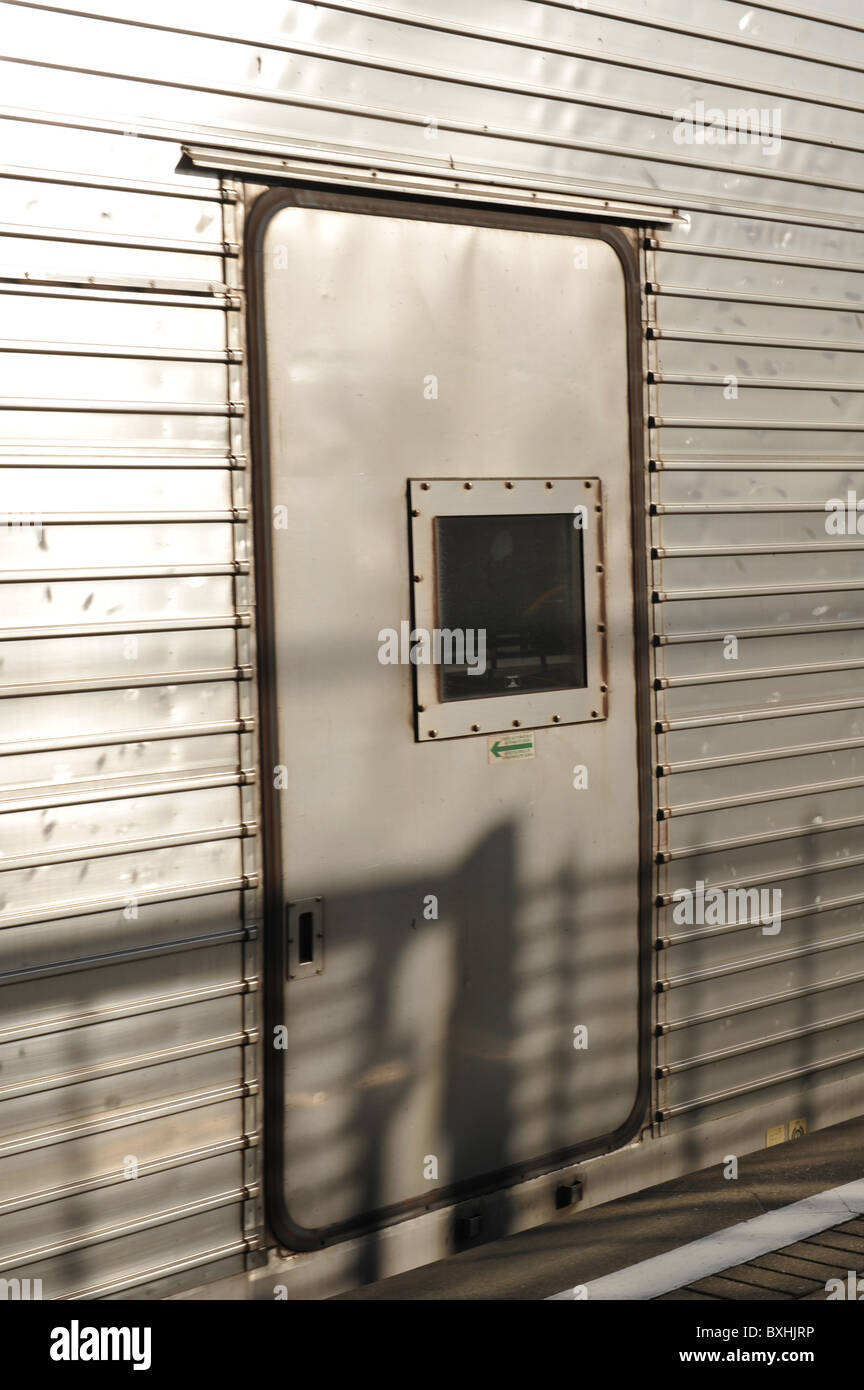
[334,1114,864,1300]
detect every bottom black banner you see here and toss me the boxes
[1,1290,858,1377]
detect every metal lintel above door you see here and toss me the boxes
[180,141,687,225]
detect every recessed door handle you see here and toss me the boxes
[286,896,324,979]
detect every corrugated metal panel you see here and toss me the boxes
[2,0,863,1289]
[651,202,864,1128]
[0,113,261,1299]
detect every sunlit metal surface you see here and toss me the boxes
[0,0,862,1300]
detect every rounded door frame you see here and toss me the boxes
[245,183,654,1252]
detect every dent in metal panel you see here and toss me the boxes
[0,579,237,629]
[1,732,241,795]
[0,179,225,243]
[0,522,236,569]
[0,785,241,859]
[0,837,243,919]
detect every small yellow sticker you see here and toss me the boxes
[766,1123,788,1148]
[790,1117,807,1141]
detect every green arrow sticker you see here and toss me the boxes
[488,730,535,763]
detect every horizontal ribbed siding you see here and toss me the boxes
[0,120,260,1299]
[650,204,864,1127]
[2,0,863,1290]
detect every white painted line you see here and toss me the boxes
[547,1177,864,1300]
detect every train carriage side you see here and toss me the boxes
[0,0,862,1301]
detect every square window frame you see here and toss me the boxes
[408,477,607,741]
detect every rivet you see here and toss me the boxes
[470,723,480,732]
[551,714,561,723]
[428,729,438,738]
[512,719,521,727]
[463,481,473,490]
[505,480,514,489]
[420,481,430,490]
[591,710,599,718]
[413,574,423,582]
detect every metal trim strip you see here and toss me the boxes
[0,1186,259,1274]
[0,397,243,415]
[0,339,241,362]
[661,926,864,989]
[0,1081,255,1159]
[654,454,864,468]
[0,928,253,990]
[0,823,252,873]
[658,810,864,864]
[658,656,864,688]
[648,240,864,274]
[0,618,251,643]
[0,510,249,523]
[0,160,223,200]
[656,579,864,602]
[648,283,864,313]
[660,1005,864,1076]
[0,667,252,699]
[0,875,258,931]
[660,968,864,1034]
[660,771,864,820]
[0,562,249,583]
[56,1240,252,1301]
[651,331,864,353]
[0,769,253,816]
[183,144,684,223]
[657,618,864,645]
[660,694,864,733]
[650,416,864,431]
[657,849,864,906]
[657,1045,864,1119]
[0,219,233,255]
[652,374,864,393]
[0,1137,255,1219]
[662,888,864,948]
[0,1031,256,1104]
[661,732,864,776]
[0,980,257,1045]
